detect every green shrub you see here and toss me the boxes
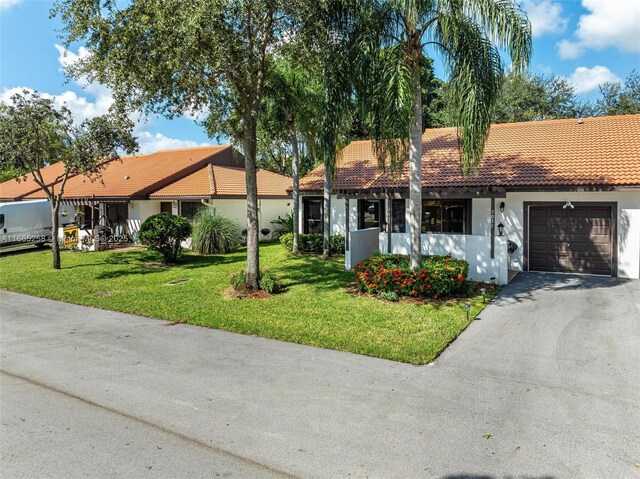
[229,268,282,294]
[229,270,247,291]
[354,254,469,299]
[191,208,241,254]
[280,233,345,255]
[378,291,399,302]
[138,213,191,263]
[259,269,282,293]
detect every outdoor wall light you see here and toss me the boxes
[563,200,575,209]
[497,222,505,236]
[499,201,505,213]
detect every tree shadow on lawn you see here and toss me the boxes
[92,250,244,280]
[275,253,353,292]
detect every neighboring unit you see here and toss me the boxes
[297,114,640,282]
[0,145,293,246]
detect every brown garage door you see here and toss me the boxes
[528,205,613,275]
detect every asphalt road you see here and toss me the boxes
[1,273,639,478]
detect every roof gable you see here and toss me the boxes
[148,165,292,198]
[20,145,233,200]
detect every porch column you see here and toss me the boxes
[345,198,350,251]
[386,194,392,254]
[490,197,495,259]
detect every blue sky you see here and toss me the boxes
[1,0,639,153]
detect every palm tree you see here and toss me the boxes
[357,0,531,269]
[260,58,322,253]
[316,4,356,259]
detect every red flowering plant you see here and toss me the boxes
[353,254,469,299]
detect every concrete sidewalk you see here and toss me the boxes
[1,273,639,478]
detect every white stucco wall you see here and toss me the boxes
[346,228,380,270]
[128,200,161,233]
[124,198,291,242]
[207,198,293,240]
[379,232,509,284]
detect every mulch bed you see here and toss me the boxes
[223,288,272,300]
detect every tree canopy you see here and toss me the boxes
[0,90,137,268]
[54,0,301,289]
[596,69,640,116]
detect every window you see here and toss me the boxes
[391,199,406,233]
[0,214,4,229]
[161,202,173,214]
[358,200,385,230]
[79,205,96,229]
[303,198,323,234]
[421,200,468,234]
[180,201,204,220]
[106,203,128,226]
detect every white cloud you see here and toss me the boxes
[557,0,640,58]
[568,66,622,94]
[0,0,23,11]
[2,87,210,154]
[0,84,113,125]
[136,132,210,154]
[2,45,210,155]
[557,39,584,60]
[518,0,568,37]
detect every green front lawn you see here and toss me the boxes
[0,244,495,364]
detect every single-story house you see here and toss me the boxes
[298,114,640,283]
[0,145,293,244]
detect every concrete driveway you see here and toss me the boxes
[1,273,639,478]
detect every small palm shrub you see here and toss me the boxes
[271,212,294,240]
[354,254,469,299]
[138,213,191,263]
[191,208,241,255]
[280,233,345,255]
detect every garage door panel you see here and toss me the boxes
[528,205,613,276]
[567,242,611,254]
[570,259,611,275]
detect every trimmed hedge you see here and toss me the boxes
[280,233,345,255]
[138,213,191,263]
[354,254,469,299]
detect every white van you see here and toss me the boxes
[0,200,76,247]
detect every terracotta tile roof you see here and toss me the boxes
[299,114,640,192]
[19,145,234,200]
[149,165,292,198]
[0,162,69,201]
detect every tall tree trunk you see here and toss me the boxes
[243,113,260,290]
[290,123,300,254]
[408,57,423,271]
[322,161,332,259]
[51,200,61,270]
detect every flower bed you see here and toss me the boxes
[354,254,469,300]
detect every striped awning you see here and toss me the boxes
[61,198,128,206]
